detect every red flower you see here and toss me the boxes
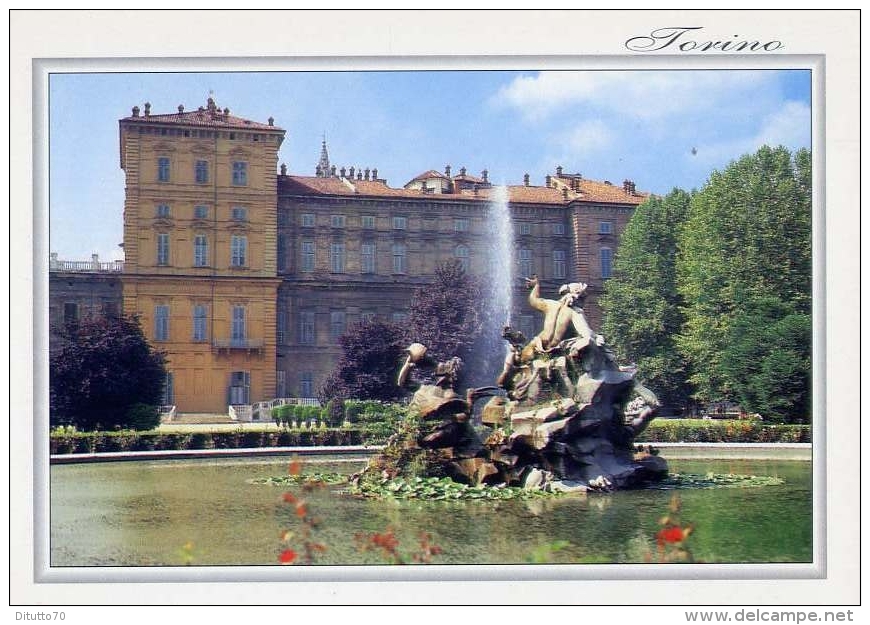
[282,493,297,504]
[288,459,302,476]
[278,549,297,564]
[656,526,686,546]
[295,503,308,518]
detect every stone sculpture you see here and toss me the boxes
[369,277,668,493]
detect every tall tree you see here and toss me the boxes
[407,259,484,364]
[600,188,693,413]
[50,314,167,431]
[676,145,812,410]
[318,317,407,402]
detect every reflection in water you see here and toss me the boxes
[50,458,812,566]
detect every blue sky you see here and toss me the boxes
[49,69,811,262]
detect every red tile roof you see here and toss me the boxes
[120,99,283,132]
[407,169,450,182]
[280,174,649,206]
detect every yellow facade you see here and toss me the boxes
[119,100,284,413]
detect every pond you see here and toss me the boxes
[49,456,812,567]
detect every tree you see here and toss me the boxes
[600,189,694,413]
[318,316,407,402]
[676,145,812,410]
[50,314,167,431]
[407,259,484,364]
[719,296,811,423]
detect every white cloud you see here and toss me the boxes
[693,100,811,167]
[493,70,772,122]
[563,119,613,154]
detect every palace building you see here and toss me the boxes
[49,99,649,414]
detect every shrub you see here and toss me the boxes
[636,419,811,443]
[124,403,162,431]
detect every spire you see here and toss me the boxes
[317,135,331,177]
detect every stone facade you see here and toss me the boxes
[50,99,649,414]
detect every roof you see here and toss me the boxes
[119,98,283,132]
[280,174,649,206]
[407,169,451,182]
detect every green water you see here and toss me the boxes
[50,457,812,566]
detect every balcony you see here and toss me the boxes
[49,253,124,273]
[213,337,265,355]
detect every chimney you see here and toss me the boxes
[280,163,287,176]
[143,102,151,117]
[445,164,451,177]
[268,116,274,127]
[131,105,140,118]
[372,168,378,180]
[364,168,370,181]
[562,188,569,200]
[357,170,363,181]
[340,166,347,178]
[545,175,552,186]
[523,173,530,186]
[330,165,337,177]
[315,164,322,177]
[482,169,489,183]
[178,104,184,113]
[460,166,467,176]
[349,166,355,179]
[224,107,230,116]
[556,165,563,177]
[630,181,637,195]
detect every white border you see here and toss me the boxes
[9,9,860,607]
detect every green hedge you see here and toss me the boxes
[637,419,811,444]
[50,428,366,455]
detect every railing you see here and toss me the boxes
[159,405,177,422]
[213,338,265,351]
[49,259,124,273]
[250,397,322,422]
[228,404,253,422]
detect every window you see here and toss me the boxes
[599,221,613,235]
[601,247,613,278]
[553,222,566,235]
[193,305,207,341]
[330,311,346,341]
[232,161,248,186]
[331,214,346,228]
[154,305,170,341]
[361,311,376,322]
[392,243,407,274]
[360,243,376,274]
[518,222,532,236]
[361,215,375,229]
[392,216,407,230]
[553,250,567,279]
[454,244,470,272]
[157,157,170,182]
[156,204,171,218]
[229,371,250,405]
[276,370,287,398]
[194,235,209,267]
[161,372,174,405]
[301,241,315,272]
[299,311,315,345]
[194,205,209,219]
[330,243,346,273]
[519,248,533,277]
[392,312,408,324]
[277,234,286,271]
[299,372,314,398]
[157,233,170,266]
[454,218,469,232]
[231,206,247,221]
[301,213,315,228]
[101,302,119,319]
[195,160,209,184]
[231,305,247,343]
[63,302,78,325]
[231,235,247,267]
[277,310,287,344]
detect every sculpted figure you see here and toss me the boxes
[519,277,604,364]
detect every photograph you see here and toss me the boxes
[10,9,860,613]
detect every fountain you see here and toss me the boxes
[359,276,668,493]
